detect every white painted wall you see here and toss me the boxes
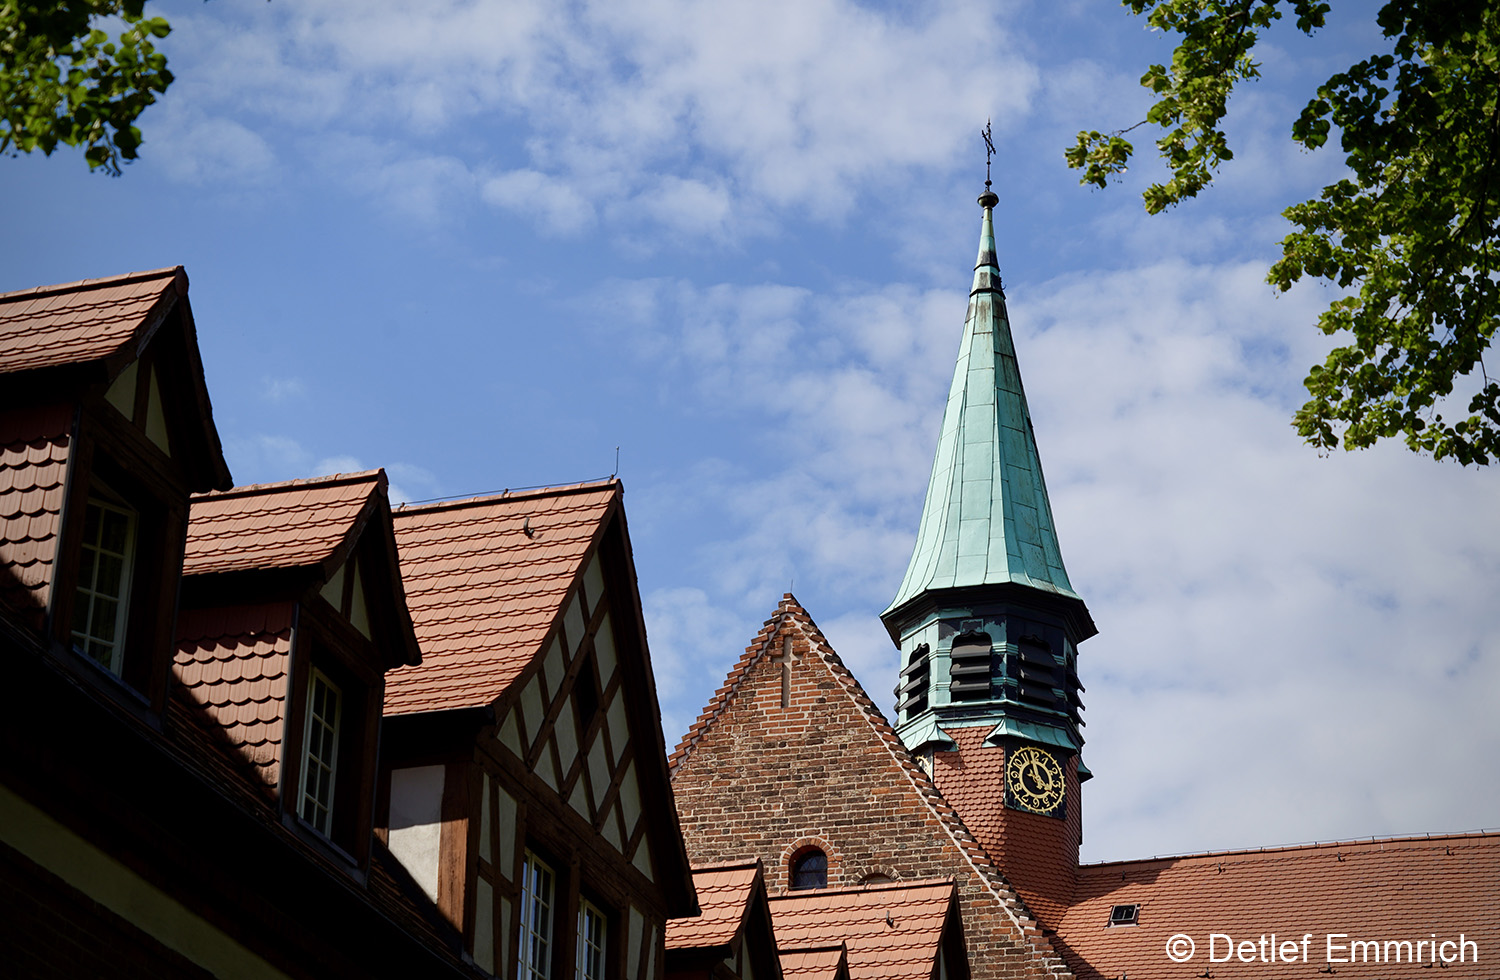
[388,765,445,902]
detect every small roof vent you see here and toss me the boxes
[1108,904,1139,927]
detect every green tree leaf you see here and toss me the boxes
[1,0,174,176]
[1069,0,1500,464]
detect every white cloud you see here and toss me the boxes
[609,254,1500,864]
[163,0,1039,237]
[481,168,595,235]
[261,377,306,403]
[148,109,278,185]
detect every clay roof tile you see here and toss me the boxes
[384,480,619,715]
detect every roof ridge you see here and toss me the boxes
[193,469,386,501]
[0,266,183,303]
[768,877,957,898]
[394,478,621,514]
[1083,828,1500,868]
[668,597,791,769]
[689,858,763,872]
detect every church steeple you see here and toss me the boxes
[880,184,1099,928]
[885,192,1078,616]
[882,187,1095,763]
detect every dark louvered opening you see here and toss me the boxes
[949,631,993,701]
[894,643,930,715]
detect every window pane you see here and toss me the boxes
[96,554,123,597]
[577,903,606,980]
[520,854,554,980]
[100,508,130,553]
[71,497,136,677]
[300,670,342,838]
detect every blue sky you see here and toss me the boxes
[4,0,1496,863]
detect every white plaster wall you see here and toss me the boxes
[388,765,445,902]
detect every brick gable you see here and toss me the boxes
[670,594,1074,980]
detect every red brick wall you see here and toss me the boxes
[670,599,1073,980]
[933,727,1081,928]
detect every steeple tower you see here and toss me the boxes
[881,185,1096,927]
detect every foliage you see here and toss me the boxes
[1068,1,1500,464]
[1,0,172,176]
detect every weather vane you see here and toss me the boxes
[982,119,995,191]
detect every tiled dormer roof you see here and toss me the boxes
[779,944,850,980]
[385,480,619,715]
[769,880,958,980]
[666,860,764,950]
[0,267,183,373]
[184,471,386,575]
[1056,831,1500,980]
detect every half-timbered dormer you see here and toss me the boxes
[0,268,232,715]
[380,480,698,980]
[173,470,421,875]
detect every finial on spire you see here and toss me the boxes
[979,120,999,208]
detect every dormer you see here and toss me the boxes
[665,861,784,980]
[172,470,420,875]
[0,268,231,714]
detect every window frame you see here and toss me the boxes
[790,847,829,890]
[70,493,138,676]
[519,850,557,980]
[299,666,344,838]
[575,898,607,980]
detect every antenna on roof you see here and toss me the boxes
[612,445,620,479]
[982,119,995,192]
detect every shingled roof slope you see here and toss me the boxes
[184,471,385,576]
[385,481,618,715]
[0,405,72,624]
[173,603,295,790]
[779,945,849,980]
[1055,831,1500,980]
[670,594,1074,980]
[0,267,182,374]
[770,880,956,980]
[665,860,763,950]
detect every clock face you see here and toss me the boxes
[1005,745,1066,815]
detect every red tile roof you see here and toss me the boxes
[770,880,957,980]
[1056,831,1500,980]
[0,405,72,624]
[666,861,763,950]
[184,471,385,576]
[0,267,183,374]
[779,945,848,980]
[384,481,618,715]
[173,603,296,789]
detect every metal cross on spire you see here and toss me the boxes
[982,119,995,191]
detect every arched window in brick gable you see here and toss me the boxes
[790,847,828,890]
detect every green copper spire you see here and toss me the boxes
[885,193,1077,620]
[882,189,1095,764]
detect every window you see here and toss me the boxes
[790,848,827,890]
[299,668,343,836]
[1109,904,1139,927]
[576,899,607,980]
[71,496,137,675]
[520,852,555,980]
